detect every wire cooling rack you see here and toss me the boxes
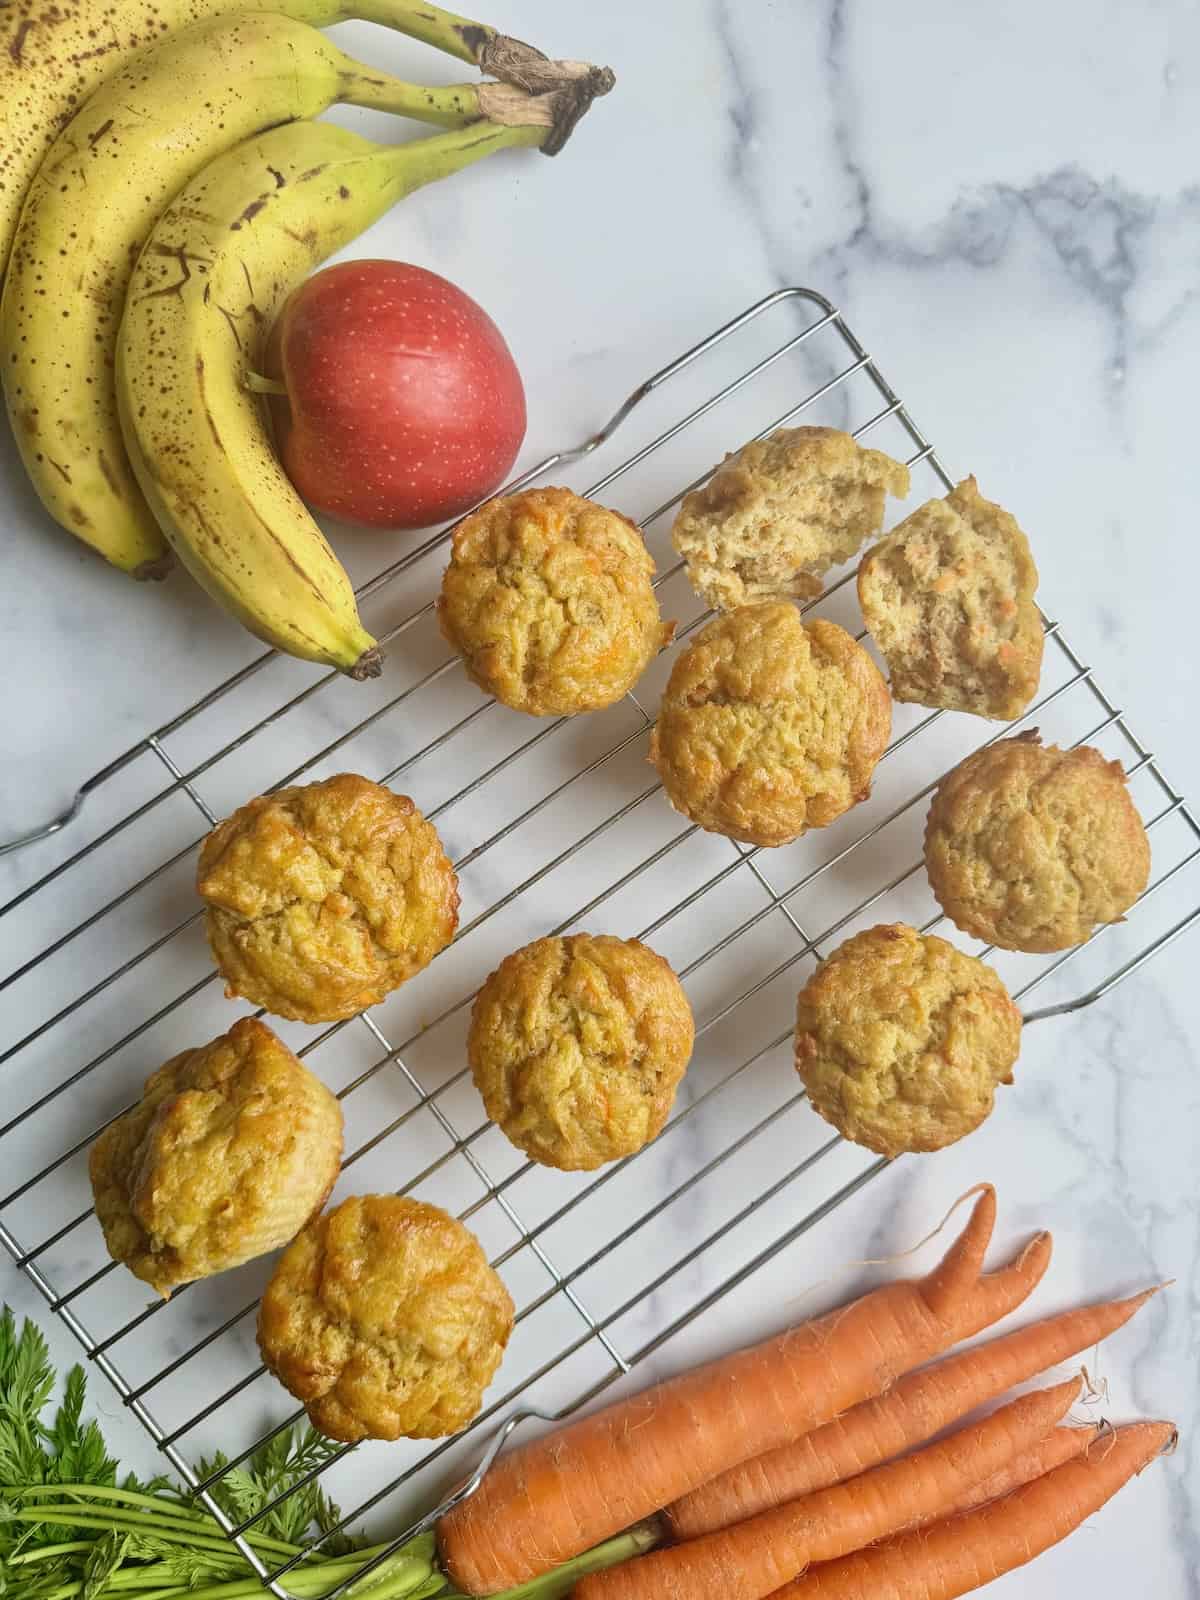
[2,286,1199,1598]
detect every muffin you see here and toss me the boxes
[650,602,892,847]
[794,924,1022,1157]
[257,1194,514,1443]
[89,1018,343,1298]
[198,773,459,1024]
[468,934,695,1171]
[437,486,673,716]
[672,426,910,612]
[857,476,1042,720]
[925,732,1151,952]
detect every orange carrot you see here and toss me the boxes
[928,1425,1100,1524]
[573,1378,1081,1600]
[667,1285,1155,1537]
[768,1421,1175,1600]
[439,1188,1052,1595]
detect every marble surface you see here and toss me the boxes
[2,0,1198,1593]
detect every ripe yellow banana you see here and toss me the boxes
[116,119,544,674]
[0,0,497,282]
[1,12,486,578]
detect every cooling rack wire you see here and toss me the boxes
[2,287,1198,1599]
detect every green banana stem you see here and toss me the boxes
[379,119,546,194]
[332,0,615,153]
[338,0,495,63]
[339,72,485,127]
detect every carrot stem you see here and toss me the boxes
[486,1523,663,1600]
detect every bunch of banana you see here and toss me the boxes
[0,11,490,577]
[0,0,500,281]
[3,0,612,675]
[115,119,561,676]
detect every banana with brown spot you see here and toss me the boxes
[1,9,488,577]
[116,119,545,674]
[0,0,498,286]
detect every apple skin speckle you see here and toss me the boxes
[267,260,526,531]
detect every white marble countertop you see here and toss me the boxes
[2,0,1197,1593]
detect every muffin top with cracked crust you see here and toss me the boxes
[198,773,459,1024]
[89,1017,343,1297]
[924,732,1151,952]
[468,933,695,1171]
[672,425,910,612]
[794,923,1022,1157]
[437,486,673,717]
[257,1194,514,1443]
[650,602,892,847]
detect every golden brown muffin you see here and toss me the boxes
[924,732,1151,953]
[436,487,674,717]
[649,602,892,847]
[198,774,459,1024]
[794,924,1021,1157]
[672,426,910,611]
[89,1018,343,1298]
[257,1194,513,1443]
[469,934,695,1171]
[857,476,1043,720]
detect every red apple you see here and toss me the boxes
[266,260,526,529]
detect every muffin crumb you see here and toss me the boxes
[858,476,1042,720]
[673,426,910,611]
